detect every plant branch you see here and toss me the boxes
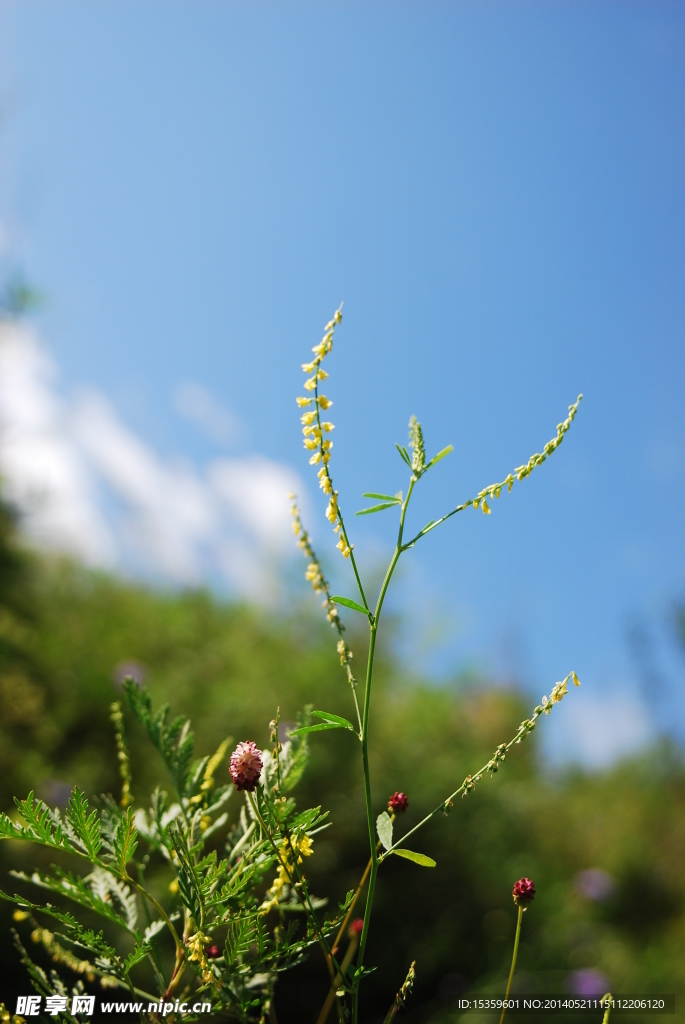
[379,673,579,861]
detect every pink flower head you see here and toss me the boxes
[388,791,409,815]
[206,945,221,959]
[512,877,536,906]
[348,918,364,938]
[229,741,263,792]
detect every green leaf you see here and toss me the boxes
[376,811,393,851]
[2,889,122,965]
[10,867,137,933]
[65,788,102,861]
[362,492,401,502]
[392,848,436,867]
[112,807,138,876]
[339,889,355,911]
[288,722,351,736]
[124,940,152,975]
[124,680,195,798]
[311,711,355,731]
[426,444,454,470]
[395,443,412,467]
[355,502,399,516]
[1,793,74,853]
[168,823,203,926]
[330,596,369,616]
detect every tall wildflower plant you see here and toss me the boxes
[0,306,582,1023]
[291,306,581,1022]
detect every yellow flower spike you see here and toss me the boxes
[318,395,333,409]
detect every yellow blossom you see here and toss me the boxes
[300,411,317,425]
[296,396,312,407]
[320,422,335,432]
[336,537,352,558]
[303,437,319,450]
[303,377,317,391]
[318,395,333,409]
[301,361,317,373]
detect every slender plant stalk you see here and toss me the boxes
[246,792,342,975]
[601,994,613,1024]
[351,480,415,1023]
[316,933,361,1024]
[499,905,523,1024]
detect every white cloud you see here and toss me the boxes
[173,381,243,445]
[0,321,303,599]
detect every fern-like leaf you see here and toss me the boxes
[0,793,74,853]
[124,680,195,797]
[168,823,203,926]
[65,788,102,860]
[112,807,138,876]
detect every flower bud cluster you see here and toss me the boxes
[471,395,583,515]
[261,832,315,913]
[187,930,214,983]
[512,877,536,907]
[229,741,263,792]
[388,791,409,815]
[296,307,354,559]
[408,416,426,477]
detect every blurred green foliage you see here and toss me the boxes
[0,490,683,1022]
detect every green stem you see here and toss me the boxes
[247,791,342,976]
[127,876,183,956]
[499,906,523,1024]
[352,477,416,1024]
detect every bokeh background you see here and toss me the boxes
[0,1,683,1020]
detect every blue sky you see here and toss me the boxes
[1,1,683,763]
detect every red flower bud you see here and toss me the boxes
[388,791,409,815]
[512,877,536,906]
[229,741,263,792]
[206,945,220,959]
[348,918,364,938]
